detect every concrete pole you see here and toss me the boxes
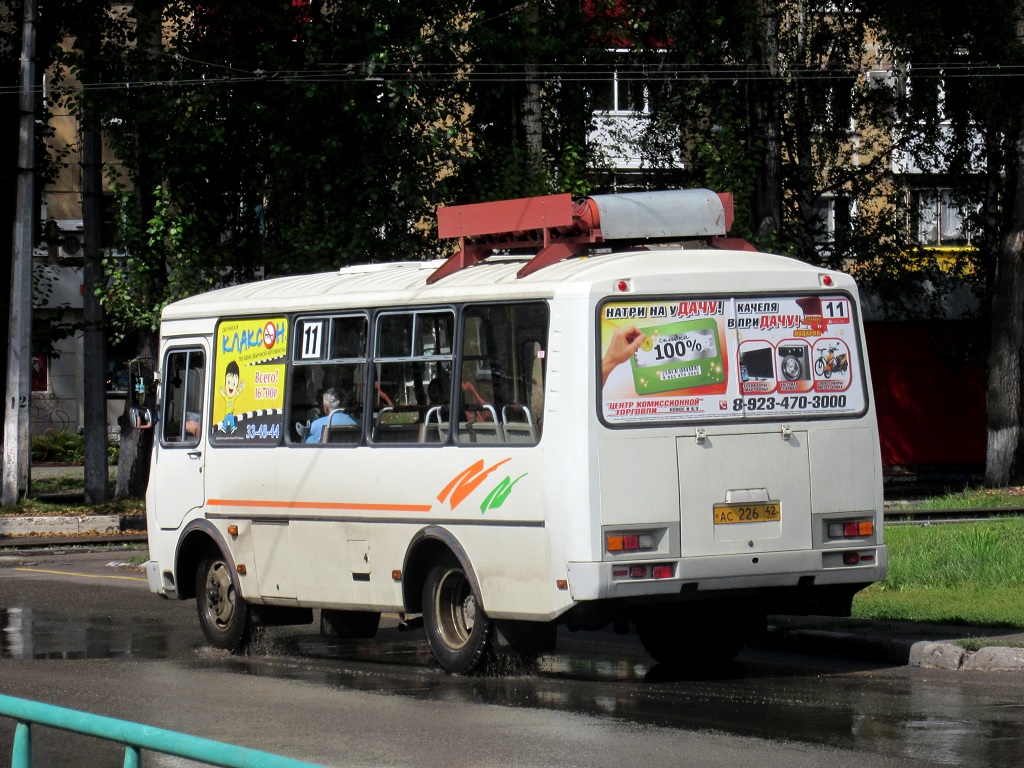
[82,121,109,502]
[3,0,37,506]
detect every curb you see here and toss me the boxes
[771,627,1024,672]
[0,514,145,538]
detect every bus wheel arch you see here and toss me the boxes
[175,521,233,600]
[403,528,492,674]
[401,527,482,614]
[176,522,254,653]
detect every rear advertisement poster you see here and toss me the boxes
[599,295,866,424]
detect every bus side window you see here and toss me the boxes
[161,349,205,445]
[290,315,367,446]
[457,303,548,446]
[371,310,454,445]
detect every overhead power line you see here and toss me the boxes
[2,61,1022,97]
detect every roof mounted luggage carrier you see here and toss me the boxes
[428,188,751,283]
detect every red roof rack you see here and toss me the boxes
[429,189,737,284]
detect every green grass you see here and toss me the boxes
[903,486,1024,510]
[31,475,99,494]
[854,518,1024,628]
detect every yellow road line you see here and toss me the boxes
[14,567,147,583]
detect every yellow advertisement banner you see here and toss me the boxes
[212,317,288,443]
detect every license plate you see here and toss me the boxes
[713,502,781,525]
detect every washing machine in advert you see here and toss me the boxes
[777,343,810,381]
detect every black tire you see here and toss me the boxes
[422,553,491,674]
[195,555,252,652]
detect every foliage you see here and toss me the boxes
[10,0,1024,492]
[31,431,118,465]
[865,0,1024,485]
[446,0,604,202]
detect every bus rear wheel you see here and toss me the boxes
[422,554,491,674]
[196,555,252,652]
[634,606,747,667]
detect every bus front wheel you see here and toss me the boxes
[195,555,252,652]
[422,554,491,674]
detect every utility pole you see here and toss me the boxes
[3,0,37,506]
[82,120,109,503]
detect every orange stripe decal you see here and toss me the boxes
[437,458,512,510]
[207,498,432,513]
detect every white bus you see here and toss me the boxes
[134,189,886,673]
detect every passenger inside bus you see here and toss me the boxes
[298,387,357,443]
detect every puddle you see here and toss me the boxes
[0,608,175,660]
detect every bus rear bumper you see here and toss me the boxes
[145,560,175,599]
[566,546,887,602]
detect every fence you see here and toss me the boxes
[0,693,326,768]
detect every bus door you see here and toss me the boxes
[676,429,813,557]
[153,343,208,529]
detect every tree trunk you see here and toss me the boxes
[984,168,1024,485]
[748,0,783,241]
[984,8,1024,487]
[521,1,544,173]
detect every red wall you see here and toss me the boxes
[864,321,986,468]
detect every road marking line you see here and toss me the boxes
[14,567,147,583]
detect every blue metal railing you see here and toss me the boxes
[0,693,327,768]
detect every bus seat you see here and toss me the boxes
[418,406,449,443]
[322,424,360,444]
[501,404,537,444]
[372,406,423,443]
[503,422,537,443]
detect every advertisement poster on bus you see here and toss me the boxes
[212,317,288,444]
[599,295,865,424]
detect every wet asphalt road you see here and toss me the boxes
[2,549,1024,767]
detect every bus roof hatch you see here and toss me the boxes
[429,188,735,283]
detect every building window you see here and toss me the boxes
[591,67,648,114]
[811,196,851,245]
[911,189,974,247]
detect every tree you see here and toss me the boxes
[867,0,1024,485]
[445,0,600,202]
[49,0,479,495]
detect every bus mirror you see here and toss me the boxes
[128,407,154,430]
[128,357,156,408]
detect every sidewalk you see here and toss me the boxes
[0,463,143,538]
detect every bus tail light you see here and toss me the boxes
[652,564,674,579]
[606,531,656,553]
[827,518,874,540]
[615,563,674,581]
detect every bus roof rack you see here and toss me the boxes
[429,188,739,283]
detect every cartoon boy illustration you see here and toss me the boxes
[218,360,244,434]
